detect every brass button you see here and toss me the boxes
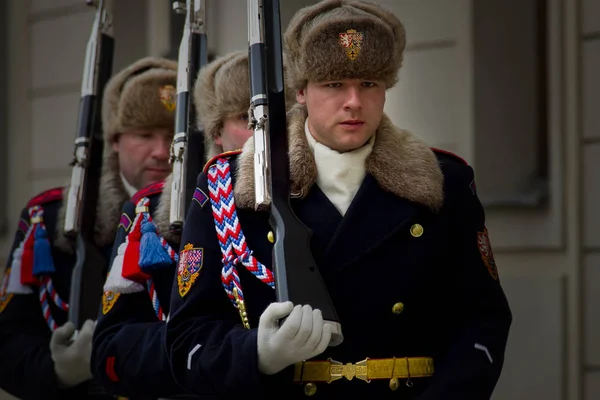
[389,377,400,391]
[304,382,317,396]
[267,231,275,243]
[410,224,423,237]
[392,302,404,314]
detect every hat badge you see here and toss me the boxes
[159,84,177,112]
[339,29,364,60]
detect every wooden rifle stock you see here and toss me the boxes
[169,0,208,234]
[65,0,114,330]
[248,0,343,346]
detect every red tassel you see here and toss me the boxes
[20,229,37,285]
[121,224,150,282]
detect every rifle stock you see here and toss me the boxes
[66,0,114,330]
[169,0,208,234]
[248,0,343,346]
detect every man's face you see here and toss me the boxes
[215,113,253,152]
[296,78,386,153]
[112,127,173,189]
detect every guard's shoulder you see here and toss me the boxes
[131,180,165,204]
[202,150,243,174]
[431,147,469,166]
[26,186,64,208]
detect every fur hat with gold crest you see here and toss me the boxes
[56,57,178,251]
[284,0,406,91]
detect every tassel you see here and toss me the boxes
[103,243,144,293]
[19,230,37,286]
[121,223,151,282]
[32,224,55,276]
[139,219,173,272]
[6,244,33,294]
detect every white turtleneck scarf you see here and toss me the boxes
[304,119,374,216]
[120,172,138,198]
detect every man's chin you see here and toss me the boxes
[144,170,171,185]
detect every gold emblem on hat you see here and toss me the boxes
[159,84,177,112]
[339,29,364,60]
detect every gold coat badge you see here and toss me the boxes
[477,228,498,280]
[159,85,177,112]
[102,291,121,315]
[178,243,204,298]
[339,29,364,60]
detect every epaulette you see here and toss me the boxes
[202,149,243,174]
[431,147,469,166]
[131,180,165,204]
[26,187,64,208]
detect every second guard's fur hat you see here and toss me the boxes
[102,56,178,146]
[284,0,406,91]
[194,51,250,159]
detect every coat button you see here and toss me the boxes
[410,224,424,237]
[392,302,404,314]
[267,231,275,243]
[304,382,317,396]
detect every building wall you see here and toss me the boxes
[582,0,600,398]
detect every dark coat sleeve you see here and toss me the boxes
[164,172,263,397]
[417,164,512,400]
[0,207,88,400]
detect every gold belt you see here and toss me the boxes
[293,357,434,383]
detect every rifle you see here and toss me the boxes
[169,0,208,234]
[64,0,114,331]
[247,0,343,346]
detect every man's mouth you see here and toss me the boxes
[340,119,364,125]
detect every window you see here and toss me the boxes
[472,0,549,208]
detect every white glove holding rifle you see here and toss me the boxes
[257,302,331,375]
[50,319,95,388]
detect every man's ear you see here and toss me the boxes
[296,87,307,105]
[214,132,223,146]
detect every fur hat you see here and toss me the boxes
[194,51,250,159]
[102,56,177,146]
[284,0,406,91]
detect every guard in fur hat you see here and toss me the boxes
[164,1,512,399]
[0,56,177,400]
[91,51,254,399]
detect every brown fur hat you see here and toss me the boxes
[284,0,406,91]
[194,51,250,159]
[102,56,177,145]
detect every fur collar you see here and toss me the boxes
[152,173,181,244]
[54,153,130,253]
[234,105,444,211]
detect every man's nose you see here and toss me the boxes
[343,86,362,109]
[152,137,171,161]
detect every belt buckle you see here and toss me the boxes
[328,357,370,383]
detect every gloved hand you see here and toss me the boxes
[257,302,331,375]
[50,319,95,388]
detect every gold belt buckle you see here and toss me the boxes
[328,357,370,383]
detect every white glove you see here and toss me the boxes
[50,320,95,388]
[257,302,331,375]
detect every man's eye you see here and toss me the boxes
[239,113,249,121]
